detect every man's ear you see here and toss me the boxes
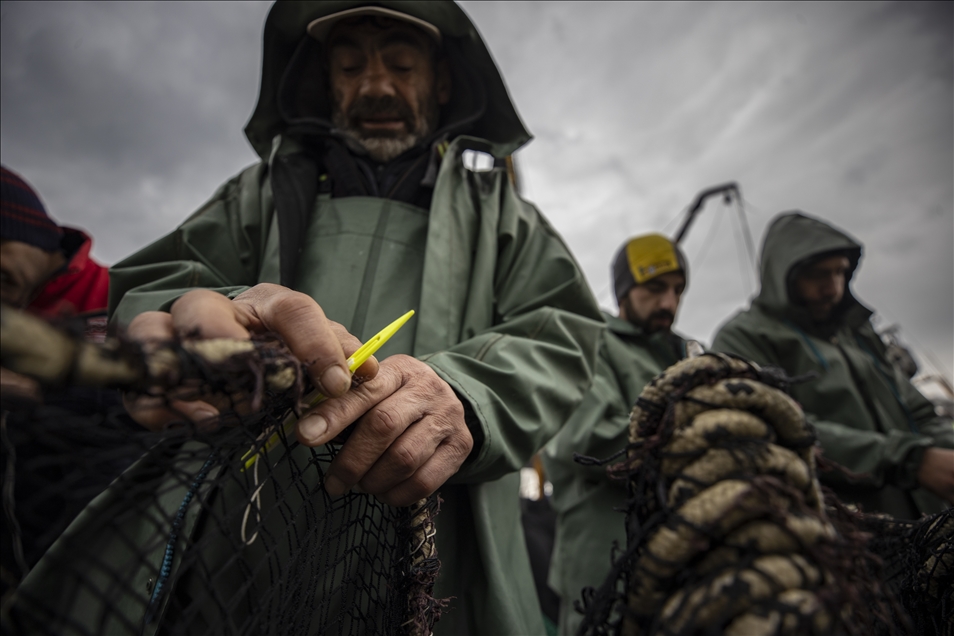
[436,58,452,105]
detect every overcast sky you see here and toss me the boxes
[1,1,951,379]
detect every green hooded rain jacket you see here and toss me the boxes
[542,313,685,635]
[13,2,604,635]
[712,212,952,519]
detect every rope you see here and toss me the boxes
[145,451,217,625]
[577,353,912,635]
[240,452,266,546]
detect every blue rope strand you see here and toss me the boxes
[145,452,217,624]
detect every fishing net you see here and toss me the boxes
[859,506,953,635]
[0,307,444,636]
[576,353,952,636]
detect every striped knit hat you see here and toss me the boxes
[1,165,63,252]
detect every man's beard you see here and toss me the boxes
[332,93,439,163]
[806,298,842,324]
[621,297,674,334]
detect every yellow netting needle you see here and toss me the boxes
[240,309,415,471]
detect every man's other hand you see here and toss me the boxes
[297,355,473,507]
[917,447,954,503]
[124,284,377,431]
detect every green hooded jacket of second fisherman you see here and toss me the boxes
[13,2,604,635]
[543,234,690,635]
[712,212,953,520]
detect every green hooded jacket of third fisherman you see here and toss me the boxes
[12,2,604,635]
[712,212,953,520]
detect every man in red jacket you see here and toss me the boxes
[1,165,111,405]
[0,165,110,323]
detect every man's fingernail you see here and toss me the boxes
[195,409,218,422]
[320,365,351,396]
[300,415,328,443]
[324,474,348,497]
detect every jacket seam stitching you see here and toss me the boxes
[474,333,506,362]
[528,307,556,341]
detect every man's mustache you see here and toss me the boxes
[649,310,675,323]
[346,96,415,135]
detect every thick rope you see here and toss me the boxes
[577,353,914,636]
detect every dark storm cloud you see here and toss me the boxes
[1,1,265,168]
[1,1,270,258]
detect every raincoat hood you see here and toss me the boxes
[244,0,532,160]
[755,211,866,329]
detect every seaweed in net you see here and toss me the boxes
[575,353,937,636]
[0,306,444,635]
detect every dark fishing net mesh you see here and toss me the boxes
[576,353,951,636]
[858,507,954,636]
[0,308,443,636]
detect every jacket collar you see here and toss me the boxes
[603,311,648,339]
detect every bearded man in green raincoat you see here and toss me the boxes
[11,2,602,634]
[713,212,953,520]
[542,234,691,635]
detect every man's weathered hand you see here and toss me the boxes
[297,355,473,507]
[917,447,954,503]
[124,284,377,431]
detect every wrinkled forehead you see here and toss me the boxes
[327,17,435,55]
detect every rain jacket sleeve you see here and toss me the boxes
[420,198,604,484]
[108,164,273,323]
[544,342,634,490]
[712,317,948,491]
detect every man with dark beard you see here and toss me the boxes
[11,3,602,635]
[542,233,692,635]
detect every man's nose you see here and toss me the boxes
[819,275,838,297]
[358,54,397,98]
[660,288,679,313]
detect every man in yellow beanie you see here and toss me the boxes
[543,233,693,635]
